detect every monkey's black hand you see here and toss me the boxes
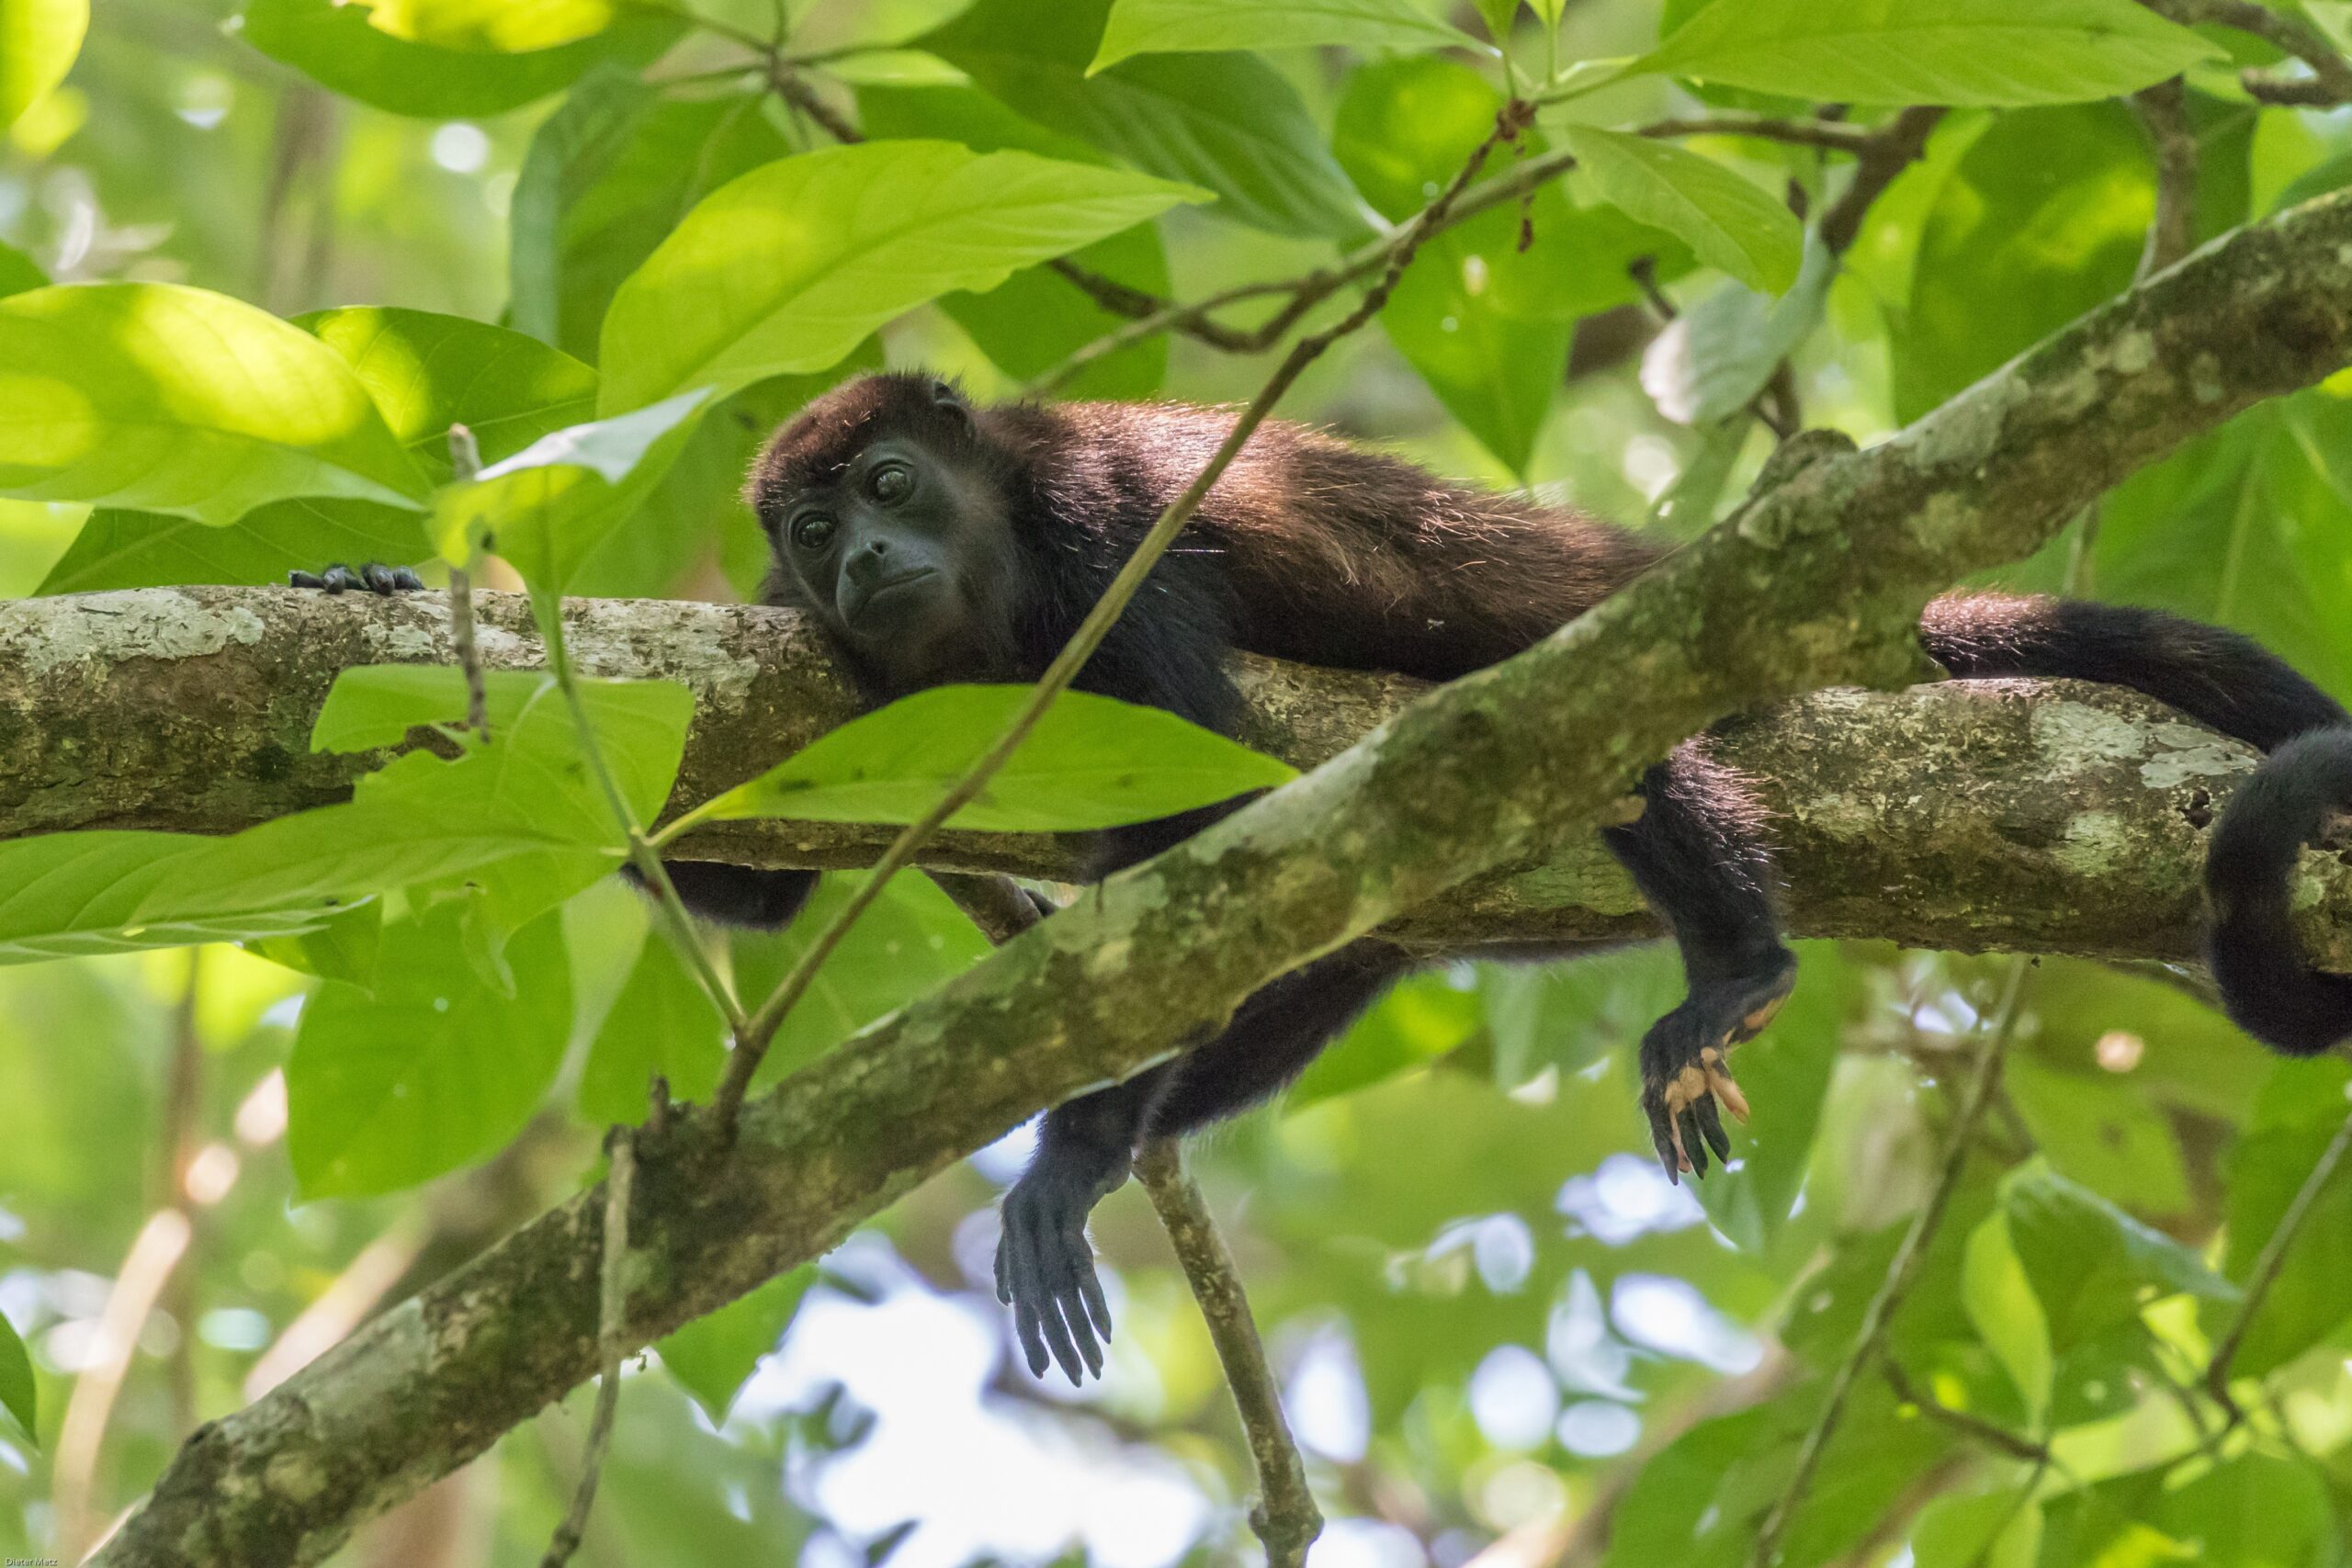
[993,1145,1125,1385]
[288,562,424,594]
[1637,952,1797,1184]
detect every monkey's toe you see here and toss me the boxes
[1637,953,1796,1184]
[289,562,424,595]
[995,1169,1113,1385]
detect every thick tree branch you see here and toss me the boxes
[85,189,2352,1565]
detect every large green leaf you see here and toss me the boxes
[1563,128,1802,294]
[921,0,1369,240]
[135,670,692,924]
[1960,1212,2052,1428]
[357,0,616,51]
[37,310,594,592]
[575,929,727,1124]
[300,307,599,481]
[1287,970,1484,1111]
[432,388,714,594]
[858,83,1171,400]
[510,69,793,364]
[1332,57,1569,472]
[288,902,572,1197]
[1091,0,1471,71]
[0,241,41,299]
[656,1266,816,1424]
[597,141,1204,413]
[1635,0,2220,107]
[696,684,1295,832]
[2001,1160,2236,1354]
[0,284,428,524]
[1892,102,2150,423]
[236,0,682,118]
[2211,1059,2352,1378]
[0,0,83,127]
[0,831,335,964]
[728,872,990,1084]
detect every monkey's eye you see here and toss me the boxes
[789,513,836,552]
[868,461,912,504]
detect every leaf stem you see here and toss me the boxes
[539,1127,635,1568]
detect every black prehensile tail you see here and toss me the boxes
[1919,593,2352,1055]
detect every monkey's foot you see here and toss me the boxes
[1637,951,1798,1184]
[289,562,424,594]
[994,1159,1118,1385]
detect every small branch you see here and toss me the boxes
[1136,1141,1321,1568]
[1817,106,1945,258]
[446,425,490,742]
[1747,958,2028,1568]
[2141,0,2352,104]
[1883,1360,2049,1463]
[2203,1106,2352,1424]
[2133,79,2197,281]
[540,1128,636,1568]
[53,1211,195,1561]
[710,101,1538,1131]
[1639,115,1876,153]
[924,871,1048,944]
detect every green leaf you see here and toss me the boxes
[1563,128,1802,293]
[0,240,45,299]
[2211,1059,2352,1377]
[36,498,427,594]
[136,670,692,923]
[2004,1055,2190,1216]
[859,83,1170,399]
[288,902,572,1197]
[0,1308,30,1446]
[1635,0,2221,107]
[0,0,83,127]
[247,903,384,988]
[1639,234,1834,425]
[510,70,792,363]
[597,141,1204,413]
[576,931,727,1124]
[1289,970,1485,1110]
[1892,103,2151,423]
[729,873,990,1084]
[2001,1160,2237,1354]
[699,684,1295,832]
[1332,57,1569,470]
[357,0,616,51]
[922,0,1370,240]
[236,0,683,118]
[300,307,599,481]
[0,284,429,524]
[0,830,336,964]
[1961,1212,2052,1427]
[432,388,714,593]
[657,1266,816,1424]
[1091,0,1472,71]
[1913,1490,2041,1568]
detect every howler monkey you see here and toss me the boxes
[302,370,2352,1387]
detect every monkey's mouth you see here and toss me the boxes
[843,569,938,628]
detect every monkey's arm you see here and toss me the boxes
[637,863,820,930]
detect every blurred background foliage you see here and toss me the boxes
[2,1,2352,1566]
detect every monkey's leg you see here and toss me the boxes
[994,941,1412,1385]
[1602,741,1797,1183]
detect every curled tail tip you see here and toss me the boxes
[2206,728,2352,1057]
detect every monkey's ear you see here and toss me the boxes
[932,378,975,433]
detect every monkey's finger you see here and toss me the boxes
[1681,1110,1710,1179]
[1708,1057,1752,1125]
[288,570,328,590]
[992,1224,1013,1306]
[1075,1248,1113,1343]
[1646,1099,1682,1185]
[1002,1210,1055,1378]
[1049,1232,1105,1380]
[1033,1270,1086,1387]
[391,566,425,591]
[1696,1095,1732,1164]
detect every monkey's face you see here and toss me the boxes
[762,435,1019,694]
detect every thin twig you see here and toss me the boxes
[1136,1141,1321,1567]
[707,101,1538,1132]
[541,1127,636,1568]
[1639,115,1877,153]
[1883,1360,2049,1463]
[924,871,1049,944]
[2132,78,2197,281]
[1747,957,2028,1568]
[2204,1105,2352,1424]
[446,424,491,742]
[2141,0,2352,105]
[1816,107,1945,259]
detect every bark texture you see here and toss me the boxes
[85,188,2352,1565]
